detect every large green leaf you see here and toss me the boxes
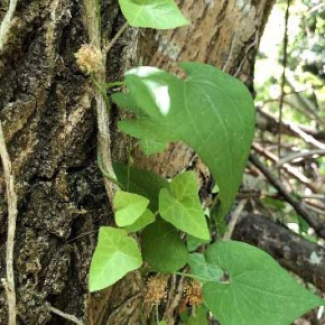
[188,253,223,284]
[139,138,168,156]
[159,172,210,240]
[114,191,149,227]
[89,227,142,292]
[141,220,188,272]
[119,0,189,29]
[203,241,324,325]
[114,63,255,218]
[113,162,169,211]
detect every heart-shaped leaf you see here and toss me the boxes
[141,220,188,272]
[159,172,210,240]
[89,227,142,292]
[113,162,169,212]
[119,0,189,29]
[188,253,223,284]
[124,209,155,232]
[113,63,255,219]
[203,241,324,325]
[114,191,149,227]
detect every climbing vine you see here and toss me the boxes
[75,1,324,325]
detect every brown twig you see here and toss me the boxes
[252,142,320,193]
[275,149,325,168]
[256,107,325,143]
[48,305,84,325]
[249,153,325,239]
[223,199,248,240]
[0,122,18,325]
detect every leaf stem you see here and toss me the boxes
[175,271,206,282]
[102,81,126,90]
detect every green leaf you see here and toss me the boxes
[113,162,169,211]
[141,220,188,272]
[159,322,167,325]
[159,172,210,240]
[124,209,155,232]
[188,253,223,284]
[114,191,149,227]
[187,235,209,252]
[119,0,189,29]
[139,138,168,156]
[188,305,208,325]
[89,227,142,292]
[203,241,324,325]
[114,63,255,219]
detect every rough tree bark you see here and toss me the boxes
[0,0,275,324]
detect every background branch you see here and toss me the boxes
[249,153,325,239]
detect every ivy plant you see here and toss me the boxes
[87,0,324,324]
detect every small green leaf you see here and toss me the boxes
[188,305,208,325]
[114,191,149,227]
[89,227,142,292]
[139,138,168,156]
[114,162,169,211]
[159,321,167,325]
[188,253,223,284]
[159,172,210,241]
[203,241,324,325]
[124,209,155,232]
[212,184,219,194]
[187,235,209,252]
[119,0,189,29]
[141,220,188,272]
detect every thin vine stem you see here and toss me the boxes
[97,151,124,188]
[175,271,207,282]
[103,22,129,55]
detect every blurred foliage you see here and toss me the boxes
[254,0,325,246]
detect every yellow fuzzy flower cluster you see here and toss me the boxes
[184,280,203,306]
[74,44,102,75]
[144,275,168,306]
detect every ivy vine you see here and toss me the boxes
[80,1,324,325]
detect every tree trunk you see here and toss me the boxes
[0,0,275,324]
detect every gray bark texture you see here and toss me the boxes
[0,0,275,324]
